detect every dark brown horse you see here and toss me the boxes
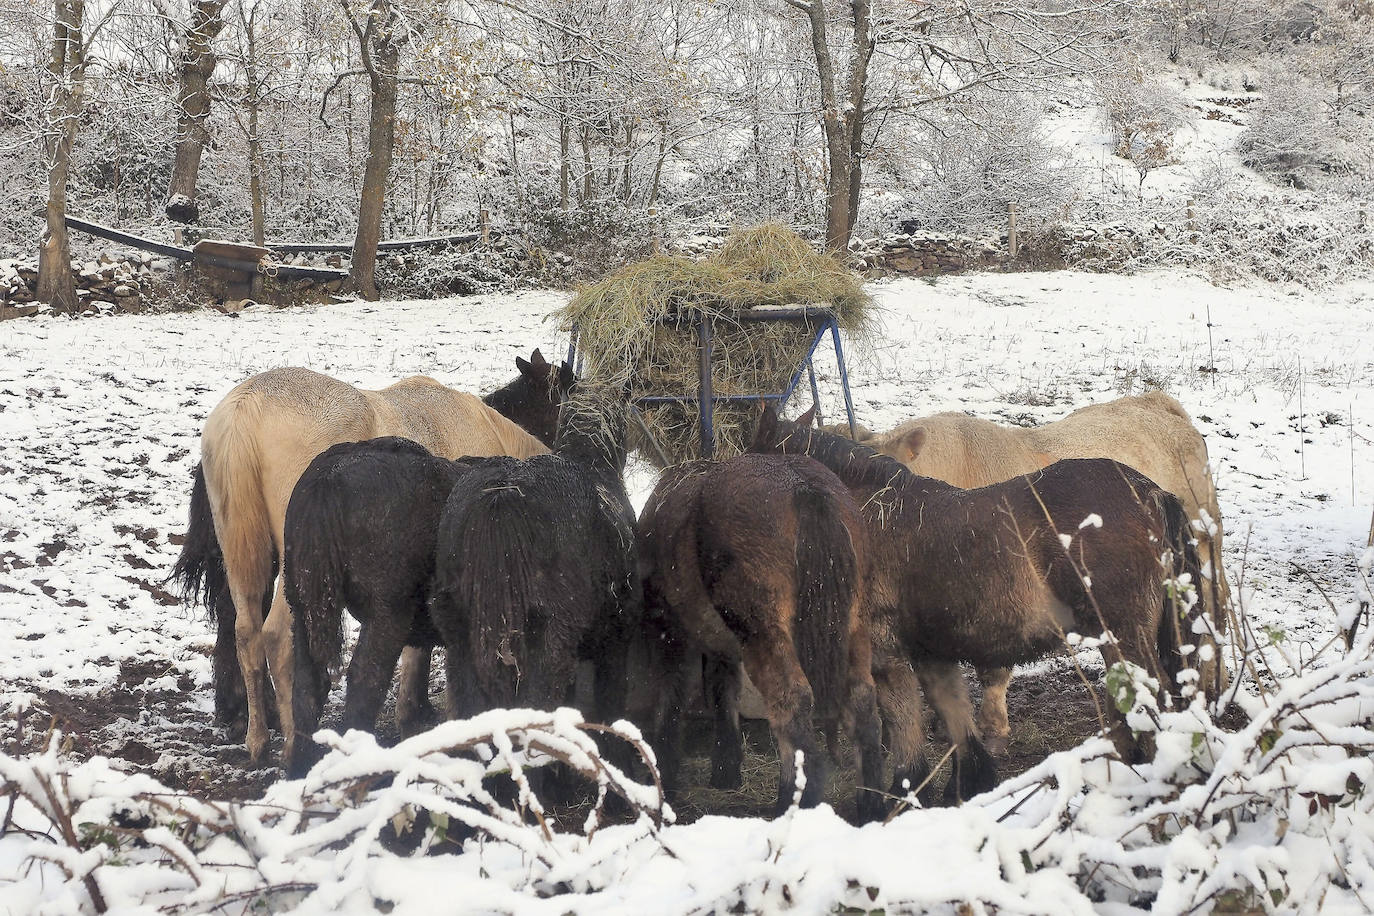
[752,407,1205,802]
[282,437,485,776]
[638,454,885,820]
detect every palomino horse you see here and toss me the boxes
[853,391,1227,754]
[170,350,572,765]
[282,437,475,776]
[428,388,640,734]
[638,454,884,820]
[753,407,1205,801]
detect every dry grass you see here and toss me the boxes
[555,225,875,465]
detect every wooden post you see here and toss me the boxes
[173,226,185,246]
[698,312,714,459]
[1007,203,1018,260]
[649,206,660,254]
[479,207,490,245]
[1187,198,1197,238]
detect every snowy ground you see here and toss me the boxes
[2,269,1373,911]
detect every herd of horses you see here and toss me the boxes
[169,346,1230,819]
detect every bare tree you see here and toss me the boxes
[785,0,872,252]
[161,0,227,222]
[37,0,90,311]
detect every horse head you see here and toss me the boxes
[554,383,632,474]
[485,348,580,447]
[751,403,816,456]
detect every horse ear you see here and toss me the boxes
[530,348,548,368]
[516,356,533,376]
[797,404,817,428]
[898,426,927,462]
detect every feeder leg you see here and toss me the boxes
[829,320,858,440]
[780,323,830,410]
[807,359,823,426]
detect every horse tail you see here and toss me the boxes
[167,462,227,621]
[449,476,543,704]
[1155,489,1209,702]
[283,473,349,677]
[792,482,855,723]
[200,388,277,611]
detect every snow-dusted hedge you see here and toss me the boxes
[4,625,1374,913]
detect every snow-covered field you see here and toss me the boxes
[2,269,1374,912]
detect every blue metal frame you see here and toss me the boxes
[567,307,858,459]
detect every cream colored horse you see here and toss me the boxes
[199,359,560,765]
[837,390,1228,754]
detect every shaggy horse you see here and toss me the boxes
[428,389,639,730]
[827,391,1227,754]
[169,350,573,766]
[638,454,885,820]
[281,437,482,776]
[753,407,1205,801]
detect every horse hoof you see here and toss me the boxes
[284,735,325,779]
[984,735,1010,757]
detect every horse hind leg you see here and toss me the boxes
[260,585,299,767]
[843,620,885,823]
[704,655,744,790]
[917,661,998,803]
[741,631,825,814]
[395,646,437,735]
[975,666,1014,756]
[341,608,414,735]
[874,659,932,805]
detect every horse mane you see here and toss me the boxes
[768,411,910,491]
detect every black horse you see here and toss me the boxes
[282,437,483,776]
[428,388,640,728]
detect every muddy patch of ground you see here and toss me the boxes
[6,656,1106,825]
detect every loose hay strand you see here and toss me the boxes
[554,224,876,466]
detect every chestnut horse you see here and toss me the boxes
[830,390,1227,754]
[753,407,1205,801]
[170,350,573,766]
[638,454,884,820]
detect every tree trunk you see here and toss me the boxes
[166,0,226,223]
[793,0,871,253]
[348,0,401,301]
[558,111,570,209]
[247,108,266,247]
[37,0,85,314]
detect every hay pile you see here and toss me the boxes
[555,224,873,465]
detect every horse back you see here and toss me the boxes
[1025,392,1216,523]
[371,380,550,461]
[874,413,1046,490]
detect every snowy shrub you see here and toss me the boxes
[879,92,1078,237]
[1095,63,1193,193]
[515,191,658,277]
[1238,77,1351,184]
[0,709,668,913]
[6,602,1374,913]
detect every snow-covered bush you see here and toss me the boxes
[877,92,1078,237]
[1095,63,1193,193]
[6,600,1374,913]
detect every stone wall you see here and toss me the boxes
[1,252,171,318]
